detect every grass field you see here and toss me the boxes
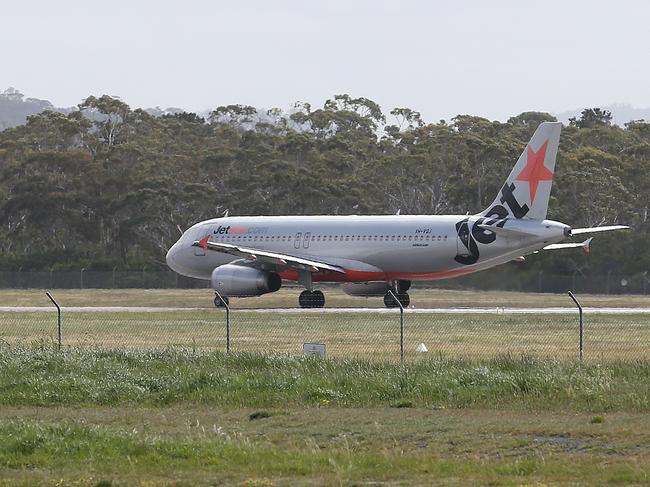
[0,346,649,486]
[1,309,648,361]
[1,290,649,484]
[3,286,650,308]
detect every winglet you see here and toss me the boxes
[198,235,210,250]
[583,237,593,254]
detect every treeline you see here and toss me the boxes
[0,94,647,280]
[0,88,69,130]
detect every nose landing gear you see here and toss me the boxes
[299,290,325,308]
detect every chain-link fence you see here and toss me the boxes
[1,304,648,362]
[1,269,650,294]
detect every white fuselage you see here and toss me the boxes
[166,215,569,283]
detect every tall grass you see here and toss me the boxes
[0,342,648,411]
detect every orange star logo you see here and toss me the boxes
[515,140,553,203]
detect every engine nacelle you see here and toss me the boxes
[211,265,281,297]
[342,281,390,297]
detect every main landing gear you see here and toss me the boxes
[383,280,411,308]
[299,289,325,308]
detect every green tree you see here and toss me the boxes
[569,108,613,128]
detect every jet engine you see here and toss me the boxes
[342,282,390,297]
[211,265,282,297]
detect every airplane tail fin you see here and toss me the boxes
[481,122,562,221]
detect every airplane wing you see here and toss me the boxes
[193,236,345,274]
[543,238,593,253]
[570,225,629,235]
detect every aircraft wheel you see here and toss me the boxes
[299,290,325,308]
[384,291,409,308]
[383,292,398,308]
[299,290,312,308]
[312,290,325,308]
[397,292,410,307]
[214,295,229,307]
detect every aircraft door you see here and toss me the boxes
[303,232,311,249]
[294,232,302,249]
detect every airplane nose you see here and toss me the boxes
[166,241,181,273]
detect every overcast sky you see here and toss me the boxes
[2,0,649,122]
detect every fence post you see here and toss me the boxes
[80,268,85,289]
[46,292,62,350]
[567,291,583,363]
[214,290,230,353]
[387,290,404,364]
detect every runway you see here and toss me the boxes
[2,306,650,314]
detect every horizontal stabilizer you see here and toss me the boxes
[571,225,629,235]
[543,237,593,253]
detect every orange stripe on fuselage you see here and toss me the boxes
[278,267,475,283]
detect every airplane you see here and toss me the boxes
[166,122,629,308]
